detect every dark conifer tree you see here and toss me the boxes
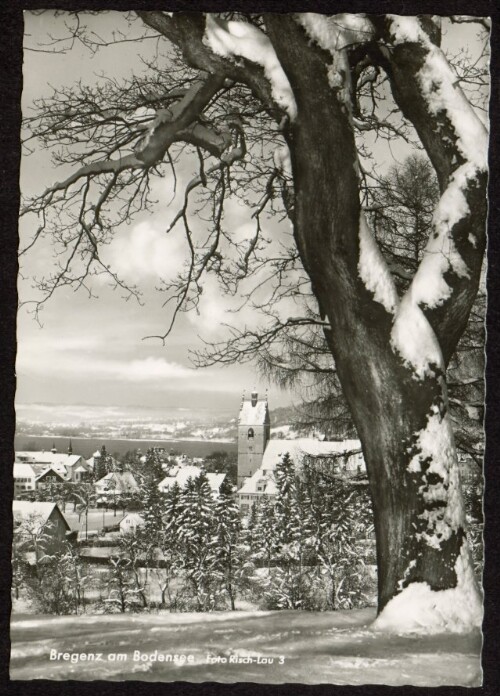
[176,473,218,611]
[214,477,240,610]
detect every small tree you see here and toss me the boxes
[213,477,241,610]
[302,465,373,609]
[176,473,220,611]
[102,556,144,613]
[94,446,108,481]
[140,476,164,538]
[144,448,165,482]
[118,532,149,609]
[270,453,312,609]
[72,482,97,539]
[250,496,278,573]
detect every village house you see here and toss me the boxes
[119,512,145,535]
[16,445,91,483]
[94,471,139,503]
[35,466,68,488]
[12,501,73,558]
[237,438,366,515]
[158,465,226,497]
[13,462,38,497]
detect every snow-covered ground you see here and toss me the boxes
[10,608,481,685]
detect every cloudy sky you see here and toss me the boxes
[17,12,488,420]
[17,11,300,415]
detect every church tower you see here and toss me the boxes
[237,390,270,488]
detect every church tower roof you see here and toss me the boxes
[238,390,269,426]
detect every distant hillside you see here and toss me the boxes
[270,401,358,441]
[269,404,297,427]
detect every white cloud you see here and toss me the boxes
[188,276,232,336]
[105,220,188,282]
[123,357,192,381]
[17,345,198,382]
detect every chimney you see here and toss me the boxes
[251,391,258,407]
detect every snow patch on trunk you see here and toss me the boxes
[204,16,297,119]
[391,294,443,379]
[409,407,465,548]
[373,543,482,634]
[358,211,399,314]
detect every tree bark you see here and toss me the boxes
[266,15,484,626]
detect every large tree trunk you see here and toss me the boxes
[266,14,486,631]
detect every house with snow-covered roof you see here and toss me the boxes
[158,465,226,497]
[237,438,366,515]
[120,512,145,535]
[13,462,38,497]
[261,438,365,475]
[15,448,91,483]
[12,501,73,557]
[94,471,139,502]
[35,466,68,488]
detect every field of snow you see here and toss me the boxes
[10,608,482,685]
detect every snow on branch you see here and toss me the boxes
[386,16,488,169]
[358,212,399,315]
[204,15,297,119]
[385,16,488,378]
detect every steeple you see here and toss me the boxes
[237,389,271,488]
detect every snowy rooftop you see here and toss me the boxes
[120,513,145,524]
[261,438,363,472]
[238,470,277,496]
[13,501,66,527]
[35,466,69,481]
[238,393,269,426]
[95,471,138,491]
[16,452,83,468]
[239,439,364,496]
[13,462,37,477]
[158,466,225,495]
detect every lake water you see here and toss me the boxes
[14,435,237,459]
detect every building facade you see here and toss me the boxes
[13,463,38,497]
[237,391,270,487]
